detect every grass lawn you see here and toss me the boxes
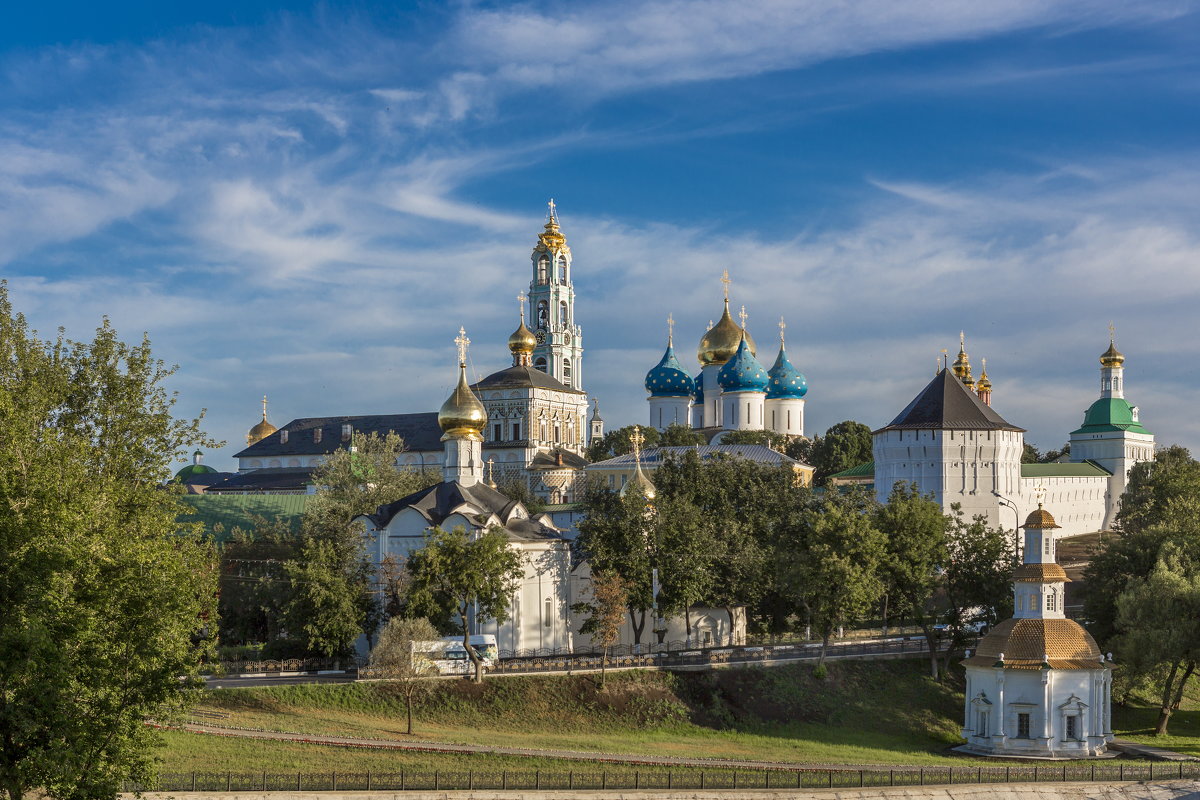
[1111,679,1200,757]
[154,659,1200,774]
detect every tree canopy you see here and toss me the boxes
[0,287,216,800]
[810,420,873,484]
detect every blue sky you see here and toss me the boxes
[2,0,1198,470]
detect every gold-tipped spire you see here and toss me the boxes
[667,313,675,347]
[779,316,786,348]
[952,331,974,387]
[438,328,487,439]
[1100,322,1125,367]
[486,457,497,489]
[622,425,656,502]
[246,395,278,445]
[976,357,993,406]
[535,198,568,253]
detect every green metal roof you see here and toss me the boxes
[1020,461,1111,478]
[1071,397,1150,436]
[828,461,875,479]
[177,494,310,541]
[174,463,218,480]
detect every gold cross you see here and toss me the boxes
[517,292,526,322]
[1033,485,1048,506]
[547,198,556,220]
[1108,320,1115,343]
[941,348,949,368]
[779,316,786,345]
[720,269,731,300]
[667,313,674,344]
[261,395,269,419]
[455,326,470,366]
[739,305,748,329]
[630,426,644,459]
[959,330,966,350]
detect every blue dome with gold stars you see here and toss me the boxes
[767,345,808,399]
[693,372,704,403]
[645,342,695,397]
[718,336,769,392]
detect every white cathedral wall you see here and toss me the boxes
[963,666,1111,755]
[702,365,722,427]
[1070,429,1155,529]
[1016,476,1109,539]
[765,398,804,436]
[873,428,1023,529]
[721,391,765,431]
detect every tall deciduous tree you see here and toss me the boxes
[874,482,948,679]
[585,425,662,462]
[296,431,437,653]
[404,526,525,682]
[941,505,1014,676]
[369,617,441,734]
[576,478,655,643]
[572,570,629,687]
[0,287,216,800]
[1084,446,1200,647]
[810,420,873,484]
[780,492,885,666]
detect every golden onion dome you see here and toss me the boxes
[246,396,277,445]
[698,300,756,366]
[438,364,487,439]
[621,461,657,502]
[508,318,536,355]
[1100,340,1125,368]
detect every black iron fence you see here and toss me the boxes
[129,762,1200,793]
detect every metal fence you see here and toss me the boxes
[129,763,1200,793]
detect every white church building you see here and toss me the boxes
[854,335,1153,538]
[959,503,1112,758]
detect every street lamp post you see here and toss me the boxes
[992,491,1021,563]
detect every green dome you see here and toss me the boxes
[175,463,218,481]
[1071,397,1150,435]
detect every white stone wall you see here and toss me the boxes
[648,395,692,431]
[720,391,765,431]
[1016,476,1109,539]
[873,428,1023,529]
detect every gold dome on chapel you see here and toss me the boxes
[438,364,488,439]
[1100,340,1125,368]
[698,300,756,366]
[246,396,277,445]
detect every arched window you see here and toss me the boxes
[558,257,567,283]
[563,358,572,382]
[559,301,568,327]
[534,356,547,372]
[537,255,549,284]
[536,301,549,330]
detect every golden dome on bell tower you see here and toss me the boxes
[1100,325,1125,367]
[246,395,277,445]
[438,327,488,440]
[508,292,537,365]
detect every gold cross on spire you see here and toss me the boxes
[941,348,949,369]
[720,269,731,301]
[261,395,269,420]
[1033,484,1048,507]
[1108,320,1116,343]
[667,313,674,345]
[455,326,470,367]
[630,425,644,460]
[739,304,748,329]
[517,292,526,322]
[779,316,786,346]
[959,330,966,351]
[547,198,557,221]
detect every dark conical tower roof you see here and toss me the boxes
[875,369,1024,433]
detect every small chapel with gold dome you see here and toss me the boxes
[959,502,1112,758]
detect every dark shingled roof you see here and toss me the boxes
[205,467,316,493]
[366,481,562,542]
[472,365,582,394]
[876,370,1024,434]
[234,412,442,459]
[528,447,590,470]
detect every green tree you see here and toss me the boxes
[368,617,441,734]
[216,518,301,647]
[780,493,885,666]
[658,423,707,447]
[650,495,717,644]
[571,570,629,687]
[494,477,546,513]
[297,431,437,652]
[941,505,1015,675]
[810,420,873,484]
[576,478,655,643]
[586,425,662,462]
[404,526,526,682]
[0,288,216,800]
[1084,446,1200,647]
[874,482,948,678]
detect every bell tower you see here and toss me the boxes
[528,199,584,390]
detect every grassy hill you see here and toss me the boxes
[158,658,1200,773]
